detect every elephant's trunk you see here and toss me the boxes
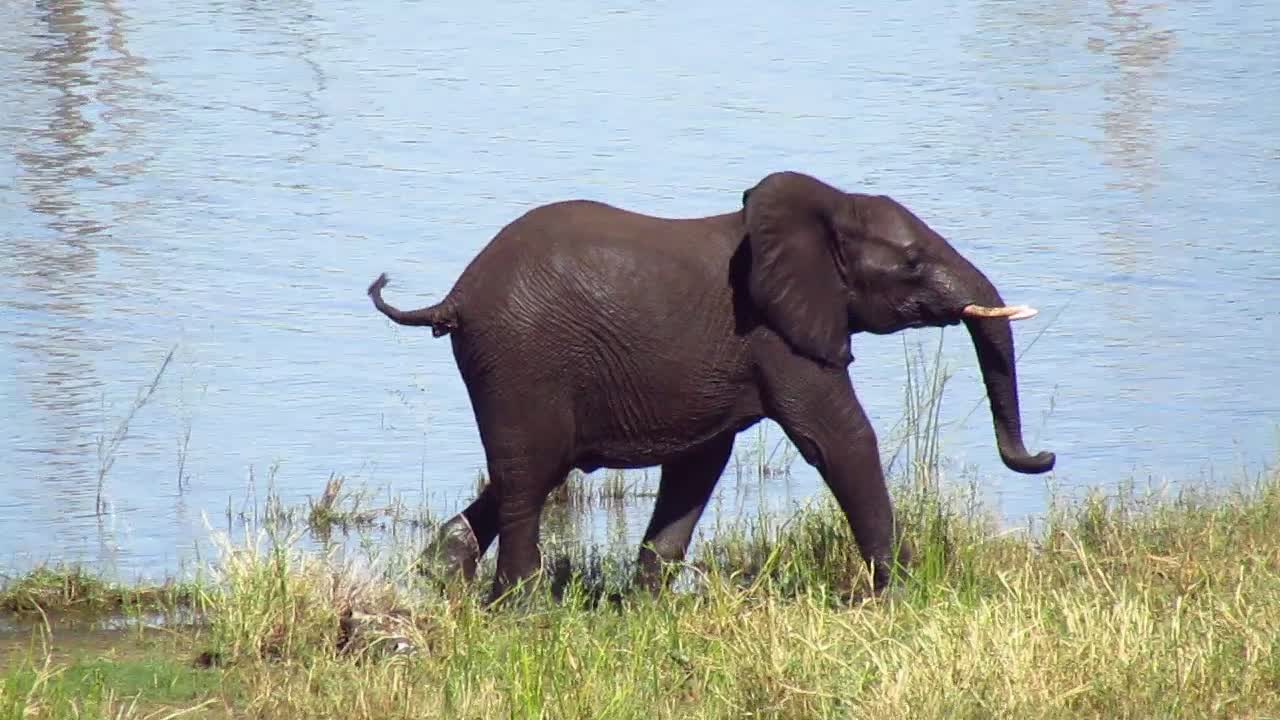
[955,275,1056,475]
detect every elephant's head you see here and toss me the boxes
[741,171,1055,475]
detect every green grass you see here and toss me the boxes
[1,653,226,718]
[5,460,1280,719]
[0,625,227,719]
[0,564,203,624]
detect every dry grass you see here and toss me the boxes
[5,461,1280,719]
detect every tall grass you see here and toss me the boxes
[10,463,1277,718]
[94,344,176,515]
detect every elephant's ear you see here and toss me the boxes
[742,172,851,367]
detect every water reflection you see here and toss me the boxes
[1089,0,1176,327]
[97,0,159,190]
[242,0,331,165]
[16,0,102,240]
[8,0,157,528]
[12,0,105,515]
[1090,0,1176,197]
[221,0,328,166]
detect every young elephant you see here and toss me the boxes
[368,170,1054,602]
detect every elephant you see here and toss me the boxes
[367,170,1055,603]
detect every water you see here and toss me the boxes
[2,0,1277,580]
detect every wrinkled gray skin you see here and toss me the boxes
[368,170,1055,603]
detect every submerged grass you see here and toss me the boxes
[0,565,202,623]
[5,461,1280,718]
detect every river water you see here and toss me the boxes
[1,0,1277,579]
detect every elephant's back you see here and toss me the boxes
[446,199,746,370]
[451,199,741,328]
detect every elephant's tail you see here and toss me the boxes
[366,273,459,338]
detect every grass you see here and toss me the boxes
[1,631,227,719]
[0,565,202,624]
[4,459,1280,718]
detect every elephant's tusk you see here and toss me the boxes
[961,304,1039,321]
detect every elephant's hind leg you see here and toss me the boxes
[634,434,735,592]
[479,423,573,604]
[419,484,499,582]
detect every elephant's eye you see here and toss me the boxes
[904,247,922,270]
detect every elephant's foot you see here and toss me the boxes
[845,538,916,605]
[418,513,481,582]
[633,550,685,596]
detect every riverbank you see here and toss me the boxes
[4,458,1279,719]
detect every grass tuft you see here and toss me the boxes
[0,564,201,623]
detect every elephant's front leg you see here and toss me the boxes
[763,364,911,593]
[634,433,735,592]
